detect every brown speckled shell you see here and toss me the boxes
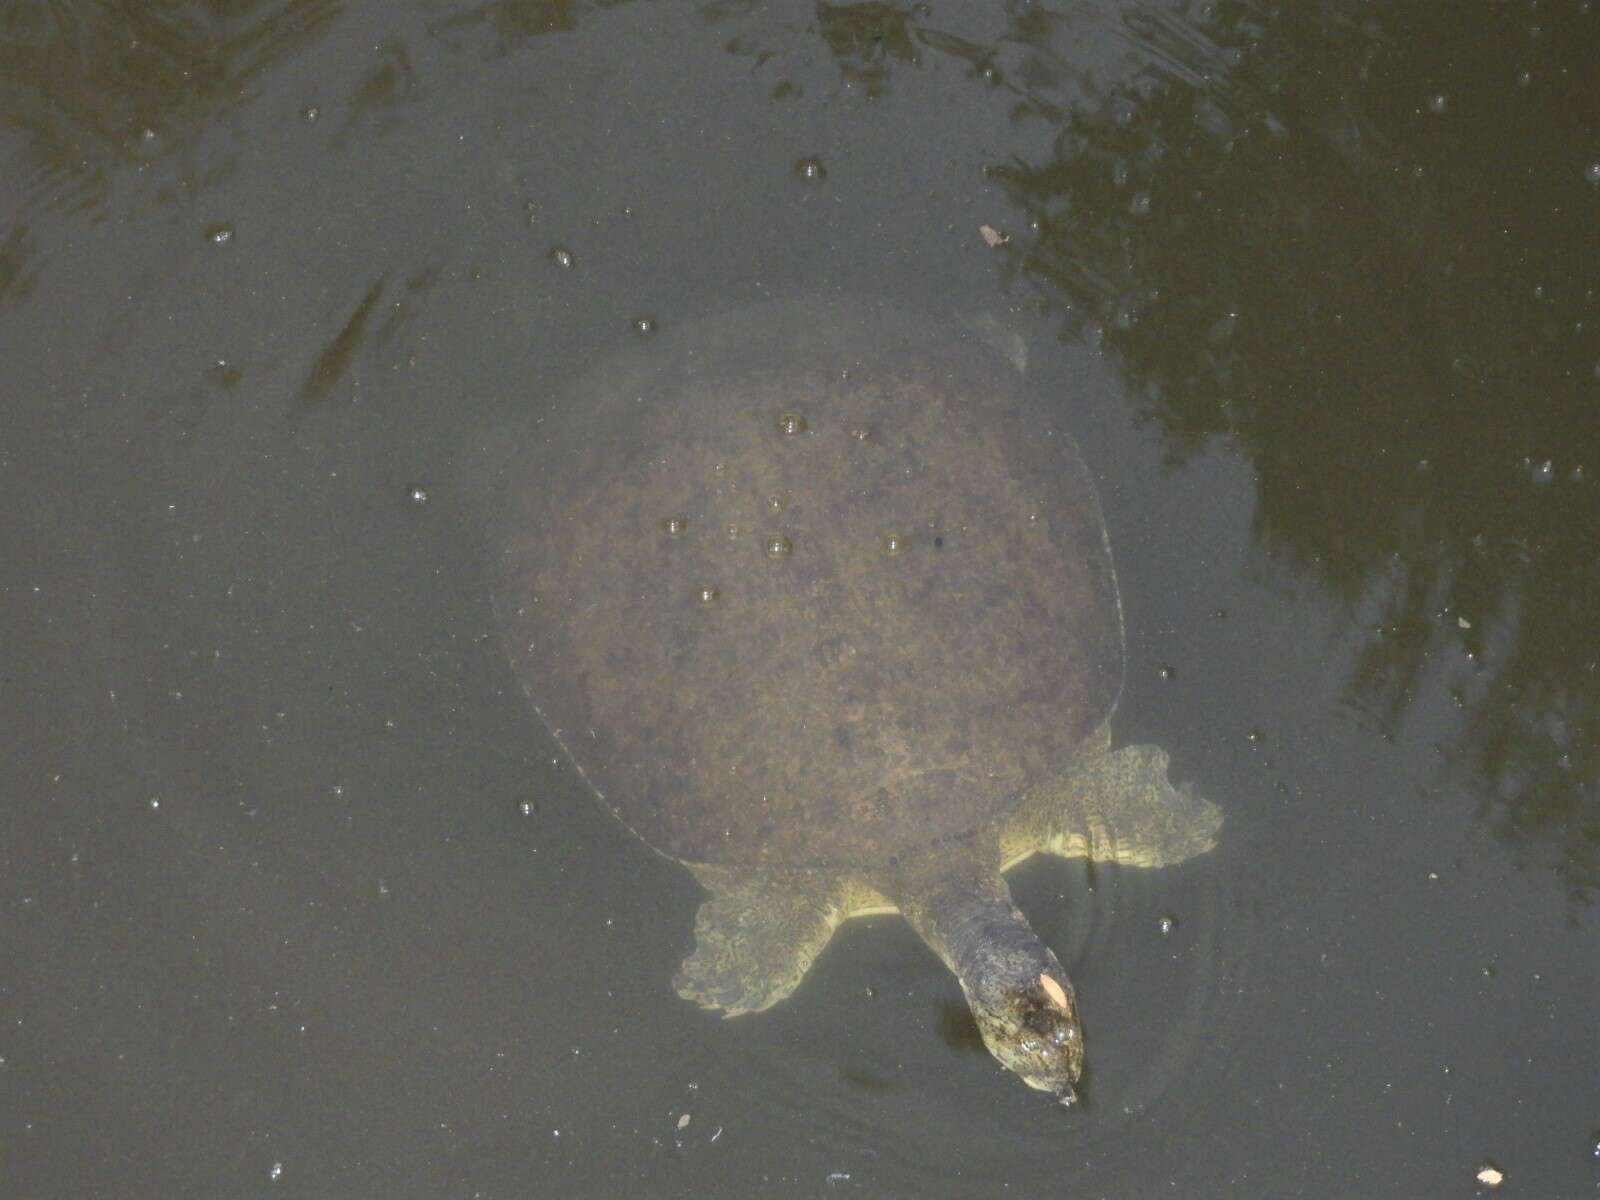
[490,297,1123,868]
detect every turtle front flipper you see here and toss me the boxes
[1003,739,1223,871]
[674,864,868,1017]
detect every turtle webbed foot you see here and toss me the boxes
[674,868,845,1017]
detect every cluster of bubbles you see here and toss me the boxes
[658,408,919,606]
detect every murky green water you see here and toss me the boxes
[4,2,1597,1196]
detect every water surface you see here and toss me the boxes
[4,2,1597,1196]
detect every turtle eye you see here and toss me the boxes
[1049,1026,1074,1047]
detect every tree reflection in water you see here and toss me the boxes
[981,1,1600,901]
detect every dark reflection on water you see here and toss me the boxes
[0,223,36,303]
[809,2,927,99]
[426,0,584,51]
[964,2,1600,900]
[0,0,340,213]
[715,0,1081,108]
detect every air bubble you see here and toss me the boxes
[1427,93,1447,114]
[1129,192,1151,216]
[1586,162,1600,187]
[405,483,429,505]
[1157,914,1177,935]
[549,246,575,269]
[662,515,689,536]
[1530,459,1554,485]
[697,586,720,605]
[1246,728,1264,744]
[767,495,786,513]
[765,535,793,559]
[793,157,827,182]
[883,533,905,555]
[849,427,871,442]
[777,412,808,436]
[1158,664,1177,681]
[633,316,657,335]
[206,224,234,246]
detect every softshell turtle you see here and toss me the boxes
[489,297,1220,1101]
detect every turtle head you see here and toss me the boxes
[897,867,1086,1103]
[967,966,1084,1103]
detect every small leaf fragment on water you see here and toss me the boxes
[676,1113,691,1131]
[979,224,1008,247]
[1475,1162,1504,1188]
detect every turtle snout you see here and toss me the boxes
[1007,974,1085,1095]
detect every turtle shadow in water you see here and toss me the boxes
[935,999,987,1054]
